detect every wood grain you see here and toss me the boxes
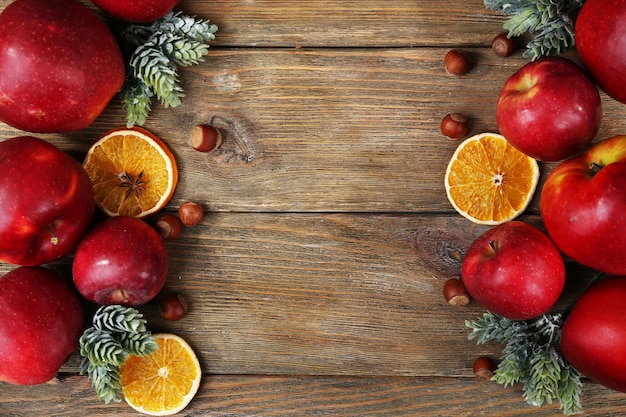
[0,214,594,377]
[1,374,625,416]
[182,0,507,48]
[1,0,625,415]
[3,48,625,213]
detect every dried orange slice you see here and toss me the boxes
[83,127,178,218]
[444,132,539,225]
[120,333,201,416]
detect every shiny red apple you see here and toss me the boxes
[576,0,626,104]
[0,266,84,385]
[540,135,626,275]
[461,221,565,320]
[90,0,180,22]
[0,136,95,266]
[72,216,168,306]
[496,56,602,161]
[561,276,626,392]
[0,0,125,133]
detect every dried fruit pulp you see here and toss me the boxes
[83,127,178,218]
[121,333,201,416]
[444,133,539,225]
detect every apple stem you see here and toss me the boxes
[589,162,603,176]
[47,225,59,245]
[109,289,130,305]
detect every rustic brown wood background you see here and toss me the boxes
[1,0,626,416]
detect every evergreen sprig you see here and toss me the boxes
[92,305,150,333]
[466,311,582,415]
[120,11,218,127]
[79,305,158,404]
[153,11,218,42]
[121,78,153,128]
[484,0,585,60]
[130,41,185,108]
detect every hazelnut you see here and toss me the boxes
[155,214,183,240]
[159,292,188,321]
[473,356,497,380]
[191,124,222,152]
[491,33,517,58]
[443,277,471,306]
[444,49,473,76]
[440,113,469,140]
[178,201,204,227]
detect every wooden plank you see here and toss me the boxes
[0,214,594,377]
[1,374,624,416]
[1,1,624,415]
[182,0,508,48]
[3,48,624,213]
[0,0,508,48]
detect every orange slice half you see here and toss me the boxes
[83,127,178,218]
[120,333,202,416]
[444,132,539,225]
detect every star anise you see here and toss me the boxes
[118,171,147,199]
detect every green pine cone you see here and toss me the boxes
[153,11,218,42]
[118,331,159,357]
[151,32,210,67]
[92,305,149,334]
[84,362,123,404]
[130,44,184,108]
[122,77,153,128]
[80,328,128,367]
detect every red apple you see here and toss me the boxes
[0,266,84,385]
[540,135,626,275]
[576,0,626,104]
[90,0,180,22]
[72,216,168,306]
[0,136,95,266]
[0,0,125,133]
[461,221,565,320]
[561,276,626,392]
[496,56,602,161]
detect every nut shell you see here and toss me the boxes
[473,356,497,380]
[159,292,188,321]
[444,49,473,76]
[178,202,204,227]
[443,277,470,306]
[491,33,517,58]
[440,113,469,140]
[155,214,183,240]
[191,125,222,152]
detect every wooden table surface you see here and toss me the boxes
[2,1,626,416]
